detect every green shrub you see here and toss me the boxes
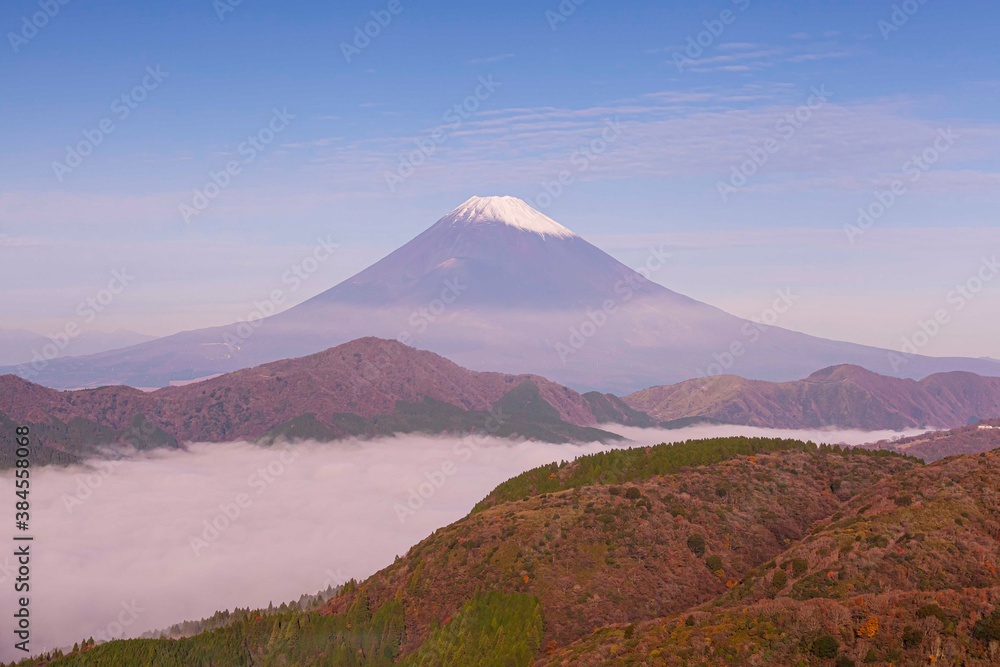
[902,627,924,649]
[865,534,889,548]
[705,555,723,573]
[624,487,642,500]
[835,657,855,667]
[863,648,878,663]
[686,533,706,557]
[811,634,840,659]
[790,557,809,578]
[772,569,788,589]
[972,608,1000,642]
[916,604,948,624]
[405,591,543,666]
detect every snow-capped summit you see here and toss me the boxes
[295,194,649,310]
[440,196,579,239]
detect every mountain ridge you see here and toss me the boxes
[624,363,1000,430]
[0,337,626,466]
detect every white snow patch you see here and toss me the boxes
[440,196,579,239]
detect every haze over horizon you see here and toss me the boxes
[1,0,998,360]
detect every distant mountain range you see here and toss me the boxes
[0,327,155,366]
[26,437,999,665]
[624,364,1000,431]
[5,337,1000,467]
[5,196,998,392]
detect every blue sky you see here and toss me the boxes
[1,0,998,358]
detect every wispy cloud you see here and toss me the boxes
[281,137,342,149]
[645,41,858,72]
[283,87,1000,199]
[468,53,515,65]
[7,83,1000,227]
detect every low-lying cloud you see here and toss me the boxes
[0,425,923,660]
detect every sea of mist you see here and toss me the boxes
[0,424,925,659]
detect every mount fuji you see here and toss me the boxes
[8,196,999,392]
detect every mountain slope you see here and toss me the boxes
[865,417,1000,462]
[625,364,1000,430]
[0,338,623,465]
[5,196,999,392]
[328,439,912,651]
[542,447,1000,666]
[540,589,1000,666]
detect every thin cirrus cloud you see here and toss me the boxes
[3,85,999,245]
[2,85,998,259]
[467,53,516,65]
[643,40,856,71]
[684,46,856,72]
[294,88,1000,199]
